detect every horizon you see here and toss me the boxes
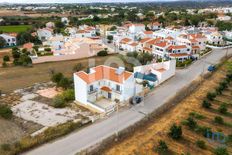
[0,0,224,4]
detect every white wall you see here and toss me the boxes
[74,74,88,104]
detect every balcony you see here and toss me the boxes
[88,88,98,94]
[112,88,122,94]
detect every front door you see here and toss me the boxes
[108,93,112,99]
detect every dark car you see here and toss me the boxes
[130,96,143,105]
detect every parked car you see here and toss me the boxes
[208,65,216,72]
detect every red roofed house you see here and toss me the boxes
[167,45,191,62]
[153,41,171,58]
[118,38,133,51]
[74,65,138,114]
[147,22,162,31]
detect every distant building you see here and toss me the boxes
[0,34,17,46]
[37,28,53,41]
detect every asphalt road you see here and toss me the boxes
[24,48,232,155]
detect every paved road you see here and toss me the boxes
[24,48,232,155]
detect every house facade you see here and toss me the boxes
[74,65,137,113]
[0,34,17,46]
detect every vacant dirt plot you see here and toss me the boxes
[0,55,117,93]
[104,61,232,155]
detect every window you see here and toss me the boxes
[116,85,120,91]
[90,85,93,91]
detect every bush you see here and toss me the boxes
[0,104,13,119]
[202,100,211,109]
[52,95,66,108]
[186,117,197,129]
[58,77,71,90]
[207,92,216,101]
[1,143,11,151]
[214,147,229,155]
[214,116,224,124]
[51,73,64,84]
[154,140,169,154]
[168,124,182,140]
[218,103,228,114]
[73,63,83,72]
[44,48,51,52]
[195,140,206,149]
[62,89,75,102]
[97,50,108,56]
[3,55,10,61]
[2,61,7,67]
[189,112,205,119]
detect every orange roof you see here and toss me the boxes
[8,33,17,37]
[149,22,161,26]
[139,38,151,43]
[189,39,198,43]
[101,86,112,92]
[23,43,34,49]
[75,65,133,84]
[143,47,152,52]
[129,42,138,47]
[168,45,187,50]
[154,41,169,48]
[77,30,89,33]
[165,36,174,40]
[169,53,189,57]
[120,38,132,44]
[143,31,153,35]
[146,38,162,45]
[189,34,206,39]
[192,46,200,49]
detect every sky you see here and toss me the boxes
[0,0,181,3]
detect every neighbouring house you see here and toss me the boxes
[204,31,224,45]
[127,24,145,34]
[65,27,78,36]
[0,33,17,46]
[126,42,138,52]
[217,14,231,21]
[152,41,170,58]
[139,31,153,39]
[118,38,133,50]
[223,31,232,40]
[23,42,34,51]
[74,65,138,114]
[46,22,55,28]
[147,22,162,31]
[37,28,53,41]
[43,35,65,51]
[134,60,176,86]
[167,45,191,62]
[61,17,69,25]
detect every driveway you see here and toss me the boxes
[24,48,232,155]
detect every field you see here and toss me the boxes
[104,60,232,155]
[0,25,32,33]
[0,55,121,93]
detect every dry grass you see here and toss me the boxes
[104,60,232,155]
[0,55,118,93]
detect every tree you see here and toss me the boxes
[55,21,65,29]
[218,103,228,114]
[214,147,229,155]
[110,26,117,31]
[16,32,33,45]
[97,49,108,56]
[0,104,13,119]
[3,55,10,62]
[58,77,71,90]
[214,116,224,124]
[168,124,182,140]
[52,95,66,108]
[0,36,6,48]
[196,140,206,149]
[154,140,169,154]
[93,16,100,22]
[202,100,211,109]
[206,92,216,101]
[51,72,64,84]
[186,117,197,129]
[107,35,113,43]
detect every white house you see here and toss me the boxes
[224,31,232,40]
[0,34,17,46]
[167,45,191,62]
[205,31,224,45]
[74,65,137,114]
[37,28,53,41]
[148,22,162,31]
[134,60,176,86]
[217,14,231,21]
[152,41,170,58]
[61,17,69,25]
[128,24,145,34]
[46,22,55,28]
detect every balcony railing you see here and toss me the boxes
[111,88,122,94]
[88,88,98,94]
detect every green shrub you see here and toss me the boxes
[189,112,205,119]
[214,147,229,155]
[3,55,10,61]
[168,124,182,140]
[58,77,71,90]
[0,104,13,119]
[51,72,64,84]
[186,117,197,129]
[1,143,11,151]
[52,95,66,108]
[214,116,224,124]
[97,50,108,56]
[207,92,216,101]
[195,140,206,149]
[218,103,228,114]
[154,140,169,154]
[62,89,75,102]
[202,100,211,109]
[44,48,51,52]
[73,63,83,72]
